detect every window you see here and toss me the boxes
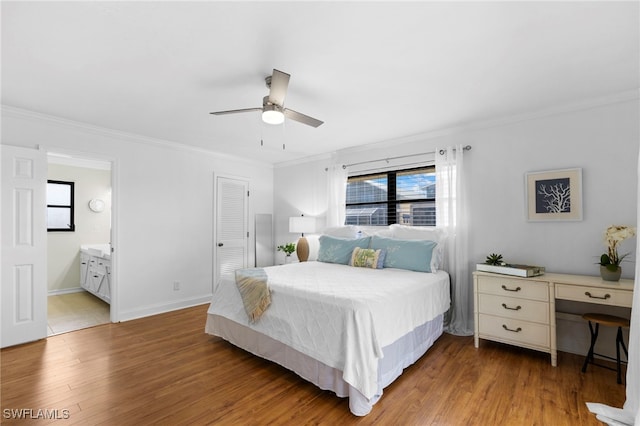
[345,166,436,226]
[47,180,75,232]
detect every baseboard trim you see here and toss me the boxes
[48,287,85,296]
[117,295,212,322]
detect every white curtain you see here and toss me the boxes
[326,159,348,228]
[587,148,640,425]
[436,145,473,336]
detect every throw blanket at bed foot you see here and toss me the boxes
[235,268,271,323]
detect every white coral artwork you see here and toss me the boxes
[536,178,571,213]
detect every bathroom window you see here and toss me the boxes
[47,180,75,232]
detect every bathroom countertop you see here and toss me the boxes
[80,243,111,259]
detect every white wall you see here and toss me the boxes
[466,101,638,278]
[274,98,639,355]
[275,99,638,277]
[47,163,111,293]
[2,108,274,321]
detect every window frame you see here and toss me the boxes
[47,179,76,232]
[345,165,436,227]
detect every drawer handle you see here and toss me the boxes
[585,291,611,300]
[501,285,521,292]
[502,303,522,311]
[502,324,522,333]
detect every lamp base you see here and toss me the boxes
[296,237,310,262]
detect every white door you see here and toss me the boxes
[1,145,47,348]
[215,177,248,285]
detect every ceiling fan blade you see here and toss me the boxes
[268,69,290,106]
[210,107,262,115]
[283,108,324,128]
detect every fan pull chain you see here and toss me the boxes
[281,117,286,150]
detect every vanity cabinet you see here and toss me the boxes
[80,251,111,304]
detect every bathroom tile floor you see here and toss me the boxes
[47,291,110,336]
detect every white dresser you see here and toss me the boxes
[474,272,555,365]
[473,271,634,367]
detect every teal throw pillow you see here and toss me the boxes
[370,236,437,272]
[317,235,371,265]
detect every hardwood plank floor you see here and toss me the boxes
[1,304,625,425]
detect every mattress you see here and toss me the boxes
[206,261,450,414]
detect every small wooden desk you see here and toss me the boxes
[473,271,634,366]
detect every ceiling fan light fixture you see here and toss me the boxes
[262,106,285,125]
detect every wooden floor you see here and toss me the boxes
[1,304,625,425]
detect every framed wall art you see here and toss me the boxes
[525,168,583,221]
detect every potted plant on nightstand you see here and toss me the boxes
[277,243,296,264]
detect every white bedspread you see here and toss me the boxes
[207,261,450,399]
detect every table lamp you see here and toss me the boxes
[289,215,316,262]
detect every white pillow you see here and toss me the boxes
[358,226,394,238]
[305,235,320,261]
[321,225,360,239]
[389,224,447,272]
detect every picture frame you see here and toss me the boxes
[525,168,582,221]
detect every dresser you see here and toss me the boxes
[473,271,634,367]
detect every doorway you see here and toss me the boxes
[46,153,113,335]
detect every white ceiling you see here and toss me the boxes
[2,1,638,165]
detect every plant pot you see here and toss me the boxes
[285,255,293,264]
[600,265,622,282]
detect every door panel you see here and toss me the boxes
[1,145,47,347]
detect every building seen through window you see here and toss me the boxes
[345,166,435,226]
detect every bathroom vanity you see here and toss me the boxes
[80,244,111,304]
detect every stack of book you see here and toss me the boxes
[476,263,545,277]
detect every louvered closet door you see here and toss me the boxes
[215,177,249,285]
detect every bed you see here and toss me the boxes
[205,228,451,416]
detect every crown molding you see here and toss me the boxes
[1,105,274,169]
[306,89,640,160]
[5,89,637,170]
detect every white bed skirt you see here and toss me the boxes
[205,313,443,416]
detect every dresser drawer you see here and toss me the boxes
[477,275,549,302]
[555,283,633,308]
[478,314,550,348]
[478,293,549,324]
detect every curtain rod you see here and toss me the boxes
[341,145,471,169]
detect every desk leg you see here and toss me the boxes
[473,276,479,348]
[550,282,557,367]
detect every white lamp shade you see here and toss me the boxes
[262,109,284,125]
[289,216,316,234]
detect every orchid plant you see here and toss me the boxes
[598,225,636,271]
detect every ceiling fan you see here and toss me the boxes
[210,69,323,128]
